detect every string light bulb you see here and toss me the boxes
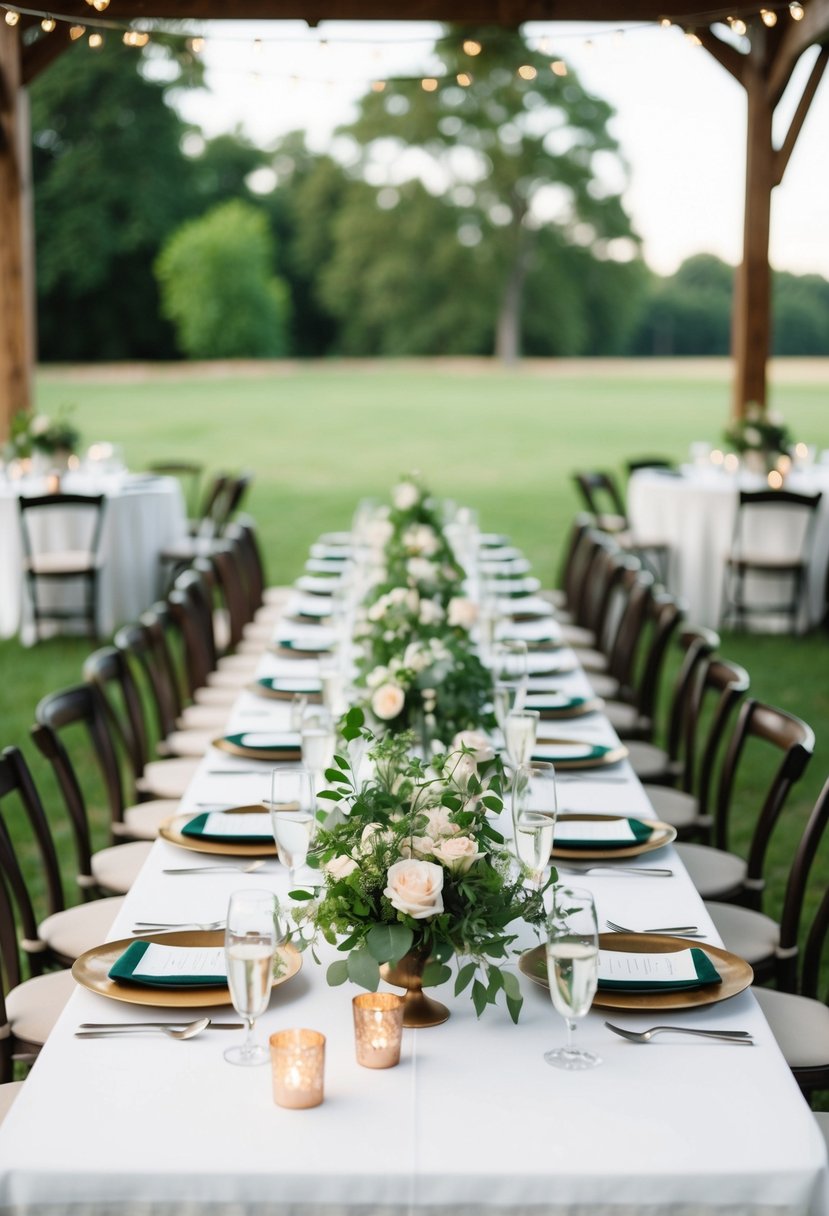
[550,59,568,76]
[371,80,385,92]
[760,8,778,24]
[40,15,55,31]
[456,71,472,86]
[421,77,439,91]
[659,16,672,27]
[123,30,149,47]
[88,31,103,47]
[189,36,205,53]
[91,0,110,11]
[686,30,702,44]
[69,24,85,38]
[727,16,748,34]
[789,1,805,17]
[4,8,19,24]
[517,64,537,79]
[462,39,482,56]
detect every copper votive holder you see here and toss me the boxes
[352,993,404,1069]
[270,1029,325,1109]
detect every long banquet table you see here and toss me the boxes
[627,463,829,632]
[0,471,187,643]
[0,528,826,1216]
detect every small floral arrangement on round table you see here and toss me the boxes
[4,407,80,465]
[291,710,551,1026]
[724,403,793,472]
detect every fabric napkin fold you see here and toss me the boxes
[182,811,273,843]
[597,948,721,992]
[554,817,653,849]
[108,941,227,988]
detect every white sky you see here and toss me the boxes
[172,19,829,278]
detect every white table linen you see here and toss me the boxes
[0,472,187,642]
[627,465,829,631]
[0,585,825,1215]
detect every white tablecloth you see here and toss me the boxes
[0,472,187,642]
[0,592,825,1215]
[627,465,829,631]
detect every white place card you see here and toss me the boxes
[555,818,636,843]
[266,677,323,692]
[598,949,698,985]
[534,742,595,760]
[239,733,301,748]
[201,812,271,837]
[133,945,227,981]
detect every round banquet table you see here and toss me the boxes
[627,463,829,631]
[0,470,187,643]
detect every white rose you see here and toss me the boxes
[371,682,405,721]
[393,481,420,511]
[418,599,445,626]
[403,642,430,674]
[432,835,483,875]
[422,806,461,839]
[448,597,478,629]
[407,557,437,583]
[744,426,762,446]
[404,523,440,557]
[366,519,393,549]
[360,823,395,852]
[452,730,495,763]
[367,595,389,622]
[325,854,358,880]
[384,859,444,919]
[399,834,437,860]
[449,752,478,788]
[366,665,390,690]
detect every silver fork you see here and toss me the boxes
[132,919,227,932]
[162,861,266,875]
[606,919,704,937]
[605,1021,754,1045]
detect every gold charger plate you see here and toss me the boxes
[531,737,628,770]
[212,736,302,762]
[551,813,677,861]
[273,645,330,660]
[159,810,277,858]
[249,680,322,704]
[519,934,753,1011]
[72,932,302,1009]
[538,696,603,720]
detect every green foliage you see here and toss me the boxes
[155,200,290,358]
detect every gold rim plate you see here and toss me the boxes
[519,934,753,1011]
[212,736,301,762]
[550,813,677,860]
[248,681,322,703]
[159,810,277,857]
[72,932,302,1008]
[539,697,603,720]
[532,737,628,770]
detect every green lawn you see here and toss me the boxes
[3,356,829,1017]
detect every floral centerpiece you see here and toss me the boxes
[353,477,493,745]
[4,407,80,463]
[292,710,551,1024]
[724,403,792,472]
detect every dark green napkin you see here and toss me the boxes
[555,817,653,850]
[255,677,321,695]
[532,741,614,764]
[598,948,721,991]
[182,812,272,844]
[108,940,227,988]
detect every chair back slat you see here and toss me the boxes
[777,778,829,981]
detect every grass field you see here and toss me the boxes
[2,356,829,1029]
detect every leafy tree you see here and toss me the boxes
[30,41,200,360]
[155,199,290,358]
[339,26,642,361]
[188,130,270,210]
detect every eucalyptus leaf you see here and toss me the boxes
[327,959,349,986]
[422,961,452,988]
[454,961,476,995]
[366,923,414,964]
[347,946,381,991]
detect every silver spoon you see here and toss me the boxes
[605,1021,753,1045]
[162,861,266,875]
[75,1017,214,1040]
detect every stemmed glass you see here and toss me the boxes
[544,886,601,1071]
[268,767,316,890]
[504,709,539,770]
[223,888,279,1067]
[492,640,529,737]
[300,705,336,800]
[511,761,557,888]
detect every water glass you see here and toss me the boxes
[511,761,557,887]
[268,767,315,889]
[224,889,279,1067]
[544,886,601,1071]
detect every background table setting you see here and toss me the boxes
[0,476,825,1216]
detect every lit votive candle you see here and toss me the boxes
[270,1029,325,1109]
[710,448,725,467]
[723,453,739,474]
[46,472,61,495]
[353,993,404,1069]
[768,469,784,490]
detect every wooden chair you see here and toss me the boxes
[148,461,204,518]
[18,492,106,641]
[31,685,152,893]
[225,515,292,620]
[642,657,751,840]
[709,774,829,992]
[0,746,124,968]
[0,867,74,1085]
[599,592,685,742]
[573,471,628,534]
[554,531,625,650]
[621,626,719,782]
[675,699,815,907]
[626,457,677,476]
[585,567,654,695]
[722,488,822,631]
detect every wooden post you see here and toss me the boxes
[0,22,33,442]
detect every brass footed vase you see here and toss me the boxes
[381,947,449,1028]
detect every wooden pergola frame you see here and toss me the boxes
[0,0,827,438]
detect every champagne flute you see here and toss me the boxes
[301,705,336,800]
[492,641,528,738]
[544,886,601,1071]
[504,709,539,769]
[223,888,279,1067]
[268,767,315,890]
[511,761,557,887]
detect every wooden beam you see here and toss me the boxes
[774,43,829,184]
[695,25,746,84]
[0,23,32,441]
[767,0,829,105]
